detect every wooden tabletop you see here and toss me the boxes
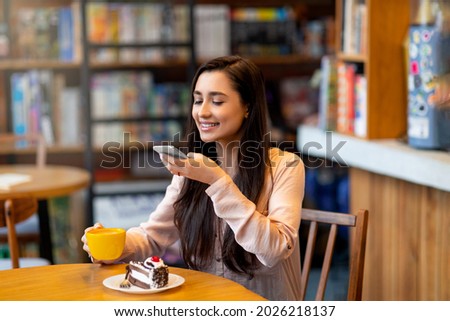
[0,164,91,263]
[0,165,90,199]
[0,263,266,300]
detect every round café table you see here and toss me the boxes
[0,165,90,263]
[0,263,267,300]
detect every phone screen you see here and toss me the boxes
[153,145,188,159]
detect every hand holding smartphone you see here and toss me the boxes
[153,145,188,159]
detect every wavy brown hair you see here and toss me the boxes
[173,56,271,277]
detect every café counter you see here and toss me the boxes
[297,125,449,301]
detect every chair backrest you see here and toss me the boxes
[0,134,46,167]
[0,133,46,245]
[0,194,38,268]
[299,208,369,301]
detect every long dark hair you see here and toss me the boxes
[173,56,271,277]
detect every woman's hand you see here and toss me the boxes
[160,152,226,185]
[81,222,103,262]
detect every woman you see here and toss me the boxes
[82,55,305,300]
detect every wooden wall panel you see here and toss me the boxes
[350,168,449,300]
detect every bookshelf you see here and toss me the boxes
[199,0,336,75]
[0,0,84,153]
[199,0,335,140]
[321,0,410,139]
[0,0,197,153]
[1,0,337,225]
[1,0,336,152]
[80,0,197,225]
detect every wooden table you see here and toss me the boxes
[0,263,266,300]
[0,165,90,263]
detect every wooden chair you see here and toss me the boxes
[0,193,50,269]
[0,134,46,254]
[299,208,369,301]
[0,133,46,167]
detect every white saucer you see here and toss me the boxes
[103,273,185,294]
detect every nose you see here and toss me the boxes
[197,101,211,118]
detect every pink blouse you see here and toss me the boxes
[116,148,305,300]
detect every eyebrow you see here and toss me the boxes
[193,90,227,97]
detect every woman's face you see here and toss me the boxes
[192,71,248,146]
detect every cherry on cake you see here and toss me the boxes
[126,256,169,289]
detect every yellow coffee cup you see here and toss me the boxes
[86,228,126,260]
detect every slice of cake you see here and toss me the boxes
[126,256,169,289]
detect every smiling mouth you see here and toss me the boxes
[200,122,219,129]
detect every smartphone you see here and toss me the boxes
[153,145,188,159]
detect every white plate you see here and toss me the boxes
[103,273,185,294]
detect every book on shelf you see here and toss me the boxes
[194,5,332,60]
[194,4,231,60]
[9,70,82,146]
[59,87,82,146]
[71,0,82,62]
[51,73,65,145]
[90,71,154,121]
[87,2,108,43]
[149,82,190,118]
[10,73,28,141]
[135,3,163,62]
[28,71,41,137]
[87,1,116,62]
[108,3,120,61]
[161,3,190,60]
[303,20,326,57]
[354,74,367,137]
[341,0,367,55]
[90,70,188,147]
[10,70,56,145]
[344,63,356,134]
[37,70,56,145]
[0,73,6,133]
[297,15,336,58]
[12,4,80,61]
[0,22,9,58]
[230,6,296,56]
[92,121,183,148]
[37,7,60,60]
[336,61,348,133]
[93,192,166,231]
[117,3,137,62]
[90,71,190,120]
[318,55,338,131]
[14,8,35,59]
[354,1,367,55]
[342,0,354,54]
[336,61,355,134]
[172,4,191,60]
[86,2,190,63]
[334,61,366,136]
[58,6,74,61]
